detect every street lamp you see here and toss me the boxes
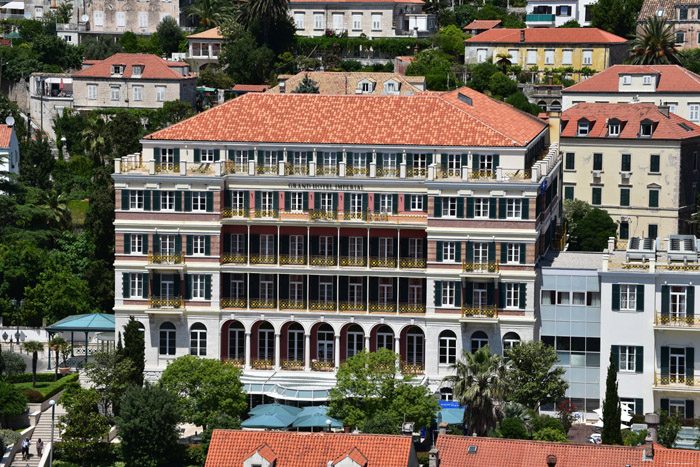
[325,419,331,433]
[49,399,56,467]
[10,299,24,351]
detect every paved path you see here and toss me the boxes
[10,403,65,467]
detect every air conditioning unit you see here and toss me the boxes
[621,216,629,222]
[592,170,602,178]
[621,171,632,178]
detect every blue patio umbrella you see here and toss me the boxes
[292,413,343,429]
[296,405,331,418]
[437,408,465,425]
[249,403,302,417]
[241,412,296,429]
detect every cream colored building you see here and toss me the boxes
[83,0,179,35]
[560,102,700,241]
[290,0,435,38]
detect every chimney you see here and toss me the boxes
[438,422,448,435]
[279,78,287,94]
[520,29,525,42]
[644,436,655,461]
[546,455,557,467]
[645,413,660,443]
[547,111,561,145]
[658,104,670,118]
[429,447,440,467]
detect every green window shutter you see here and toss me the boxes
[255,191,261,210]
[593,153,602,170]
[661,346,669,376]
[303,192,309,211]
[227,149,234,161]
[121,190,129,211]
[636,285,645,312]
[660,398,669,414]
[175,235,182,254]
[374,194,380,212]
[122,272,130,298]
[686,400,695,419]
[333,193,338,211]
[144,235,148,254]
[185,274,192,300]
[124,234,131,254]
[455,281,461,308]
[564,186,574,200]
[635,346,643,373]
[461,154,469,167]
[206,192,214,212]
[340,236,348,256]
[370,237,378,257]
[592,188,601,206]
[520,243,527,264]
[153,234,160,254]
[175,192,182,212]
[465,281,473,305]
[175,276,181,299]
[519,283,526,309]
[635,399,643,416]
[142,273,149,298]
[344,193,350,212]
[214,149,220,161]
[153,147,161,164]
[521,198,529,219]
[465,242,473,262]
[144,191,151,211]
[612,284,620,311]
[466,197,475,218]
[499,285,506,309]
[277,150,284,162]
[279,275,289,300]
[434,281,442,307]
[248,149,255,164]
[186,235,193,255]
[406,153,413,167]
[472,154,479,170]
[404,194,411,211]
[194,149,201,163]
[362,194,368,212]
[376,153,383,167]
[487,282,494,306]
[611,345,619,370]
[434,197,442,217]
[280,235,289,255]
[273,192,279,211]
[455,242,461,262]
[489,198,497,219]
[152,273,160,296]
[440,154,447,166]
[205,275,211,300]
[223,234,231,253]
[285,192,291,211]
[423,195,427,211]
[498,198,506,219]
[184,191,192,212]
[650,154,660,173]
[620,189,630,207]
[369,277,378,302]
[686,347,694,382]
[250,234,260,255]
[493,154,499,168]
[649,190,659,208]
[174,148,180,166]
[426,154,433,166]
[314,193,321,210]
[205,236,211,255]
[500,243,508,263]
[457,198,464,218]
[688,286,695,318]
[244,191,249,211]
[621,154,631,172]
[488,243,496,262]
[662,285,670,317]
[436,241,443,262]
[311,236,319,255]
[392,194,398,214]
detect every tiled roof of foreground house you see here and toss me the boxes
[435,435,700,467]
[268,71,425,95]
[465,27,627,44]
[0,125,13,148]
[564,65,700,93]
[289,0,424,3]
[463,19,502,30]
[561,102,700,139]
[73,53,193,80]
[187,27,223,39]
[144,87,547,147]
[204,431,416,467]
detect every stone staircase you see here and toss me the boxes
[10,404,65,467]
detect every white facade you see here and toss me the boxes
[526,0,596,27]
[0,124,20,179]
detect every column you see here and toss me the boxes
[334,334,341,368]
[275,333,281,370]
[244,332,251,369]
[394,336,400,356]
[364,335,370,353]
[305,334,311,371]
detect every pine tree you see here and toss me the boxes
[602,350,622,444]
[123,317,145,387]
[292,73,320,94]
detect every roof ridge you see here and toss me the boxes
[441,434,644,450]
[437,91,520,145]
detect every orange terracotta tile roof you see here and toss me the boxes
[465,27,627,44]
[73,53,193,80]
[561,102,700,140]
[232,84,270,92]
[564,64,700,93]
[290,0,423,3]
[436,435,700,467]
[269,71,424,95]
[464,19,502,30]
[145,87,546,147]
[204,430,414,467]
[333,446,368,466]
[0,124,13,148]
[187,27,223,39]
[395,55,415,63]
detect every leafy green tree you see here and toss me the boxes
[601,350,622,445]
[83,350,134,415]
[495,53,512,74]
[292,73,320,93]
[219,26,276,84]
[19,137,55,190]
[563,199,591,226]
[239,0,289,47]
[55,2,74,23]
[533,427,569,442]
[0,93,27,142]
[658,410,681,448]
[445,346,509,436]
[106,110,143,159]
[122,316,145,386]
[118,32,140,53]
[474,5,525,29]
[23,341,43,388]
[157,17,186,56]
[455,4,478,29]
[59,387,111,465]
[80,115,109,165]
[505,91,543,116]
[0,351,26,378]
[406,49,457,91]
[187,0,234,28]
[198,68,235,89]
[571,208,617,251]
[590,0,642,38]
[679,48,700,74]
[504,341,568,410]
[150,100,195,131]
[31,34,82,70]
[438,9,456,27]
[467,61,499,93]
[559,19,581,28]
[201,412,240,455]
[488,71,517,98]
[329,348,438,431]
[500,417,530,439]
[0,382,27,428]
[435,25,467,57]
[630,16,680,64]
[623,428,648,446]
[116,384,182,467]
[159,355,246,429]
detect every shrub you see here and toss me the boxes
[500,417,530,439]
[20,388,44,403]
[0,428,21,448]
[0,352,26,377]
[533,427,569,442]
[417,453,430,465]
[8,373,68,384]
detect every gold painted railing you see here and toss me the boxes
[312,360,334,371]
[370,257,397,268]
[377,167,398,177]
[309,209,338,221]
[155,164,180,173]
[280,255,307,266]
[310,256,337,267]
[607,261,650,271]
[407,167,427,177]
[399,303,426,314]
[188,164,214,174]
[256,165,278,175]
[316,166,339,176]
[657,263,700,271]
[462,261,498,273]
[149,296,183,309]
[221,208,248,218]
[655,312,700,327]
[368,211,390,222]
[254,209,279,219]
[221,297,246,308]
[343,210,367,221]
[340,256,368,267]
[310,301,336,311]
[400,258,426,268]
[250,254,276,264]
[439,167,461,179]
[339,301,367,312]
[282,360,305,370]
[346,166,369,177]
[369,302,397,313]
[252,360,274,370]
[654,373,700,387]
[461,306,498,318]
[223,358,245,369]
[502,169,532,180]
[287,165,309,175]
[224,161,248,174]
[148,252,183,264]
[401,363,425,374]
[279,299,306,310]
[250,299,276,309]
[221,253,247,264]
[470,170,496,180]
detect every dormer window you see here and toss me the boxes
[622,75,631,85]
[640,122,653,137]
[384,79,399,93]
[577,120,590,136]
[609,122,620,136]
[657,8,664,16]
[357,79,374,94]
[112,65,124,76]
[132,65,142,77]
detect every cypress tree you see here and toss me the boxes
[123,316,145,387]
[602,350,622,444]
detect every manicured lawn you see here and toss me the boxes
[14,380,65,396]
[67,199,89,225]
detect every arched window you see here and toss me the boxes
[159,322,176,356]
[258,322,274,362]
[440,387,453,401]
[189,323,207,356]
[288,323,304,362]
[137,321,145,333]
[317,324,334,363]
[406,327,424,366]
[228,321,244,361]
[503,332,521,350]
[471,331,488,353]
[439,330,457,365]
[347,324,364,359]
[376,325,394,351]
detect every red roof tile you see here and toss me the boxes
[465,27,627,44]
[436,435,700,467]
[290,0,424,3]
[232,84,270,92]
[561,102,700,140]
[564,64,700,93]
[205,431,414,467]
[144,87,546,147]
[463,19,502,30]
[187,27,222,39]
[0,124,14,148]
[73,53,192,80]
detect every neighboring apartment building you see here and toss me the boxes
[638,0,700,50]
[563,65,700,123]
[0,123,20,178]
[289,0,435,38]
[29,73,73,140]
[464,28,628,83]
[111,86,561,402]
[72,54,196,111]
[560,102,700,240]
[268,71,426,94]
[525,0,596,27]
[186,27,222,73]
[83,0,178,35]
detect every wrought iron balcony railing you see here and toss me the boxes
[399,303,426,314]
[279,255,307,266]
[461,306,498,318]
[340,256,368,267]
[369,302,397,313]
[222,358,245,369]
[149,296,183,309]
[279,299,306,310]
[346,166,369,177]
[256,165,278,175]
[309,301,336,311]
[339,301,367,312]
[462,261,499,273]
[310,255,337,267]
[250,299,276,309]
[309,209,338,221]
[221,297,246,308]
[252,360,274,370]
[221,253,247,264]
[312,360,334,371]
[282,360,305,370]
[370,256,397,268]
[400,257,426,269]
[250,254,276,265]
[254,209,279,219]
[401,363,425,374]
[148,252,183,264]
[221,208,249,218]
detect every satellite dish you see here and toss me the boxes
[81,14,88,22]
[5,116,15,127]
[23,11,31,19]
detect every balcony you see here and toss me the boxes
[224,161,248,174]
[222,358,245,369]
[148,252,183,265]
[250,299,276,309]
[339,301,367,312]
[252,360,274,370]
[462,261,499,273]
[400,257,426,269]
[256,165,279,175]
[149,296,184,309]
[399,303,426,314]
[309,209,338,221]
[156,163,180,174]
[254,209,279,219]
[346,166,369,177]
[286,165,309,176]
[309,301,336,311]
[221,208,249,218]
[407,167,427,178]
[221,253,247,265]
[401,363,425,375]
[310,256,337,267]
[343,210,367,221]
[250,254,276,265]
[461,306,498,318]
[280,254,307,266]
[368,211,390,222]
[221,297,247,308]
[654,373,700,389]
[312,360,334,371]
[316,166,339,176]
[526,14,556,26]
[438,165,461,180]
[281,360,305,370]
[279,299,306,310]
[340,256,368,267]
[655,312,700,329]
[369,302,397,313]
[370,256,397,268]
[376,167,399,178]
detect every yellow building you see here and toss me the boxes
[465,28,628,83]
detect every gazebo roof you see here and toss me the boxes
[45,313,115,333]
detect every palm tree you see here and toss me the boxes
[49,337,68,382]
[239,0,289,47]
[80,115,109,166]
[23,341,44,389]
[36,189,72,230]
[630,16,680,65]
[445,345,509,436]
[496,53,512,74]
[186,0,234,28]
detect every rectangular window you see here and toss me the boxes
[371,13,381,30]
[578,122,589,136]
[133,85,143,102]
[442,281,455,307]
[294,12,304,29]
[691,104,700,122]
[443,242,456,262]
[474,243,488,264]
[592,187,602,205]
[442,197,458,217]
[156,86,166,102]
[505,283,520,309]
[506,199,522,219]
[508,49,518,64]
[410,195,424,211]
[378,237,393,259]
[544,49,554,65]
[138,12,148,28]
[116,12,126,27]
[621,154,631,172]
[129,273,143,297]
[649,189,659,208]
[232,191,246,211]
[408,238,423,260]
[620,284,637,310]
[474,198,489,218]
[320,193,333,213]
[565,152,575,170]
[192,235,206,255]
[161,191,176,211]
[314,13,324,29]
[620,188,630,207]
[650,154,660,173]
[564,186,574,200]
[291,192,304,212]
[582,50,593,65]
[192,274,207,299]
[88,84,97,100]
[352,13,362,30]
[261,192,274,212]
[593,153,603,171]
[676,31,686,43]
[110,86,120,102]
[94,10,104,27]
[619,345,636,372]
[622,75,632,85]
[200,149,215,163]
[557,291,570,305]
[350,193,363,213]
[130,234,143,254]
[507,243,520,264]
[561,49,573,65]
[349,237,363,259]
[527,49,537,65]
[333,13,343,31]
[643,75,652,85]
[379,194,392,214]
[129,190,144,210]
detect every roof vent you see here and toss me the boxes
[626,237,656,262]
[547,454,557,466]
[458,93,472,105]
[467,446,477,454]
[668,234,698,262]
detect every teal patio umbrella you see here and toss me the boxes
[249,403,302,417]
[292,413,343,429]
[241,413,295,429]
[295,405,331,418]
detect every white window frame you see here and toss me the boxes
[294,12,304,29]
[506,199,522,219]
[352,13,362,30]
[442,197,458,218]
[156,86,166,102]
[690,104,700,122]
[379,194,392,214]
[544,49,554,65]
[129,190,144,210]
[609,123,620,136]
[138,12,148,28]
[110,86,121,102]
[474,198,489,218]
[130,273,143,297]
[192,274,207,299]
[116,12,126,28]
[619,284,637,311]
[88,84,97,100]
[619,345,636,372]
[161,191,175,211]
[130,234,143,254]
[320,193,333,213]
[562,49,573,65]
[443,242,456,262]
[192,192,207,211]
[232,191,246,211]
[94,10,104,27]
[133,85,143,102]
[578,121,589,135]
[582,49,593,65]
[192,235,206,256]
[505,283,520,309]
[371,13,381,30]
[439,333,456,364]
[622,75,632,85]
[291,192,304,213]
[350,193,363,214]
[507,243,520,264]
[442,281,455,307]
[314,12,324,30]
[200,149,215,163]
[411,195,424,211]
